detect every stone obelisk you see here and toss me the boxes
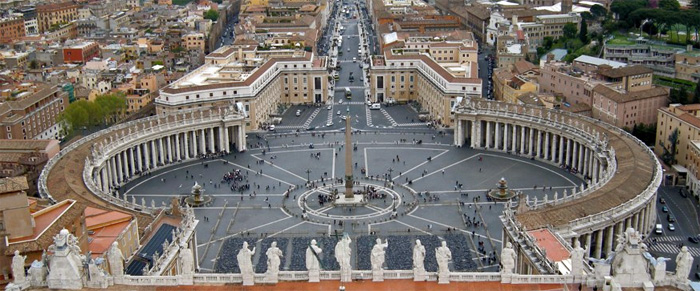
[344,115,354,199]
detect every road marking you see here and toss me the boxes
[223,159,297,186]
[124,160,222,195]
[198,216,294,247]
[408,214,502,243]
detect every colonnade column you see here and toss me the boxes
[511,124,517,151]
[115,152,123,183]
[100,168,108,193]
[209,127,216,153]
[158,138,165,164]
[166,136,173,163]
[536,130,542,158]
[529,128,535,155]
[485,121,491,149]
[239,125,246,151]
[106,159,114,187]
[495,122,501,150]
[184,131,190,160]
[175,133,181,161]
[192,131,198,157]
[223,125,230,152]
[520,126,526,154]
[136,144,143,171]
[594,229,604,258]
[544,132,550,160]
[504,123,509,151]
[151,140,157,167]
[199,129,206,155]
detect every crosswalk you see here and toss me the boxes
[326,106,334,125]
[648,243,700,256]
[337,101,364,105]
[303,108,321,128]
[274,125,304,129]
[396,122,429,127]
[379,108,398,126]
[652,235,685,243]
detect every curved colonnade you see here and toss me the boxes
[38,107,247,228]
[453,99,662,259]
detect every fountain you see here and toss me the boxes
[184,182,212,207]
[487,177,517,200]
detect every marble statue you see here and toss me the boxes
[28,260,47,287]
[610,228,651,286]
[179,243,195,276]
[107,242,125,276]
[86,258,109,288]
[47,229,84,289]
[264,241,283,283]
[306,239,323,282]
[371,238,388,281]
[570,240,587,276]
[643,252,669,282]
[12,250,26,283]
[436,240,452,284]
[501,242,516,274]
[675,246,693,281]
[371,238,388,274]
[413,239,426,281]
[237,241,255,286]
[335,234,352,282]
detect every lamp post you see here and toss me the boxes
[387,168,394,180]
[306,169,312,182]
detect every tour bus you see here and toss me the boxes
[345,87,352,98]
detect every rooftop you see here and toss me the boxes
[527,228,570,262]
[574,55,626,69]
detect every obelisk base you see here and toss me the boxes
[334,194,365,206]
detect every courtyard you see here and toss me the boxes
[121,120,582,274]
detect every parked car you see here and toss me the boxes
[689,236,700,244]
[659,198,666,204]
[662,206,668,213]
[668,215,676,222]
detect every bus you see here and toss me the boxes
[345,87,352,98]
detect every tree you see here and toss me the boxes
[694,78,700,103]
[28,59,39,70]
[563,23,578,40]
[659,0,680,10]
[579,18,589,43]
[670,87,689,104]
[204,9,219,21]
[590,4,608,18]
[692,0,700,10]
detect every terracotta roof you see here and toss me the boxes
[677,104,700,111]
[89,220,131,258]
[384,53,481,84]
[517,92,544,106]
[592,85,668,104]
[0,176,28,193]
[597,65,653,78]
[466,4,490,20]
[6,199,86,255]
[513,60,538,75]
[0,139,56,151]
[528,228,570,262]
[85,206,133,229]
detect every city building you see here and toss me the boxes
[63,41,100,64]
[0,139,60,196]
[84,206,139,266]
[674,46,700,82]
[656,104,700,181]
[0,84,69,140]
[36,1,80,33]
[603,38,684,77]
[157,46,330,130]
[370,32,482,127]
[493,60,539,104]
[182,33,206,51]
[0,16,26,44]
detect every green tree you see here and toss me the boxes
[670,87,689,104]
[694,78,700,103]
[659,0,680,10]
[579,18,589,43]
[590,4,608,18]
[204,9,219,21]
[563,23,578,40]
[691,0,700,10]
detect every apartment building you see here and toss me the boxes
[674,46,700,82]
[656,104,700,175]
[63,41,100,64]
[0,85,69,140]
[493,60,539,104]
[182,33,206,51]
[0,16,25,44]
[603,39,684,77]
[686,140,700,199]
[157,46,329,130]
[541,56,668,127]
[36,1,80,33]
[0,139,60,196]
[369,34,482,127]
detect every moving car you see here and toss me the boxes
[690,236,700,244]
[296,110,301,117]
[662,206,668,213]
[268,125,275,131]
[655,224,662,234]
[668,223,676,231]
[370,103,381,110]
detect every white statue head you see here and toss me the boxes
[14,250,20,256]
[416,239,421,246]
[376,238,382,244]
[271,241,277,248]
[681,246,689,253]
[112,242,119,248]
[441,240,447,247]
[506,242,513,249]
[242,241,248,249]
[574,240,581,248]
[311,239,317,246]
